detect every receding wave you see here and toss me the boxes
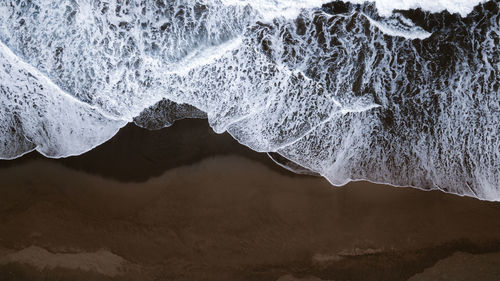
[0,0,498,200]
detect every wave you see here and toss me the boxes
[0,40,125,159]
[0,0,498,200]
[348,0,488,17]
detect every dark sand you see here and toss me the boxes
[1,120,500,281]
[0,119,292,182]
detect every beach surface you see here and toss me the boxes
[1,120,500,281]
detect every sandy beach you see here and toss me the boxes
[1,120,500,281]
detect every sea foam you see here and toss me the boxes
[350,0,488,17]
[0,0,498,200]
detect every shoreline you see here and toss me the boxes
[0,119,299,182]
[1,120,500,280]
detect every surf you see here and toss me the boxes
[0,0,498,200]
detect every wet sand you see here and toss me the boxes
[0,119,291,182]
[1,120,500,281]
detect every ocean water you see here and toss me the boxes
[0,0,498,200]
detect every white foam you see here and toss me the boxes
[362,13,432,40]
[165,37,243,76]
[0,0,498,201]
[349,0,487,17]
[0,40,126,159]
[222,0,486,18]
[219,0,330,20]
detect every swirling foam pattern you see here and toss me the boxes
[0,1,498,200]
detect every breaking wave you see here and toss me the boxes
[0,0,498,200]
